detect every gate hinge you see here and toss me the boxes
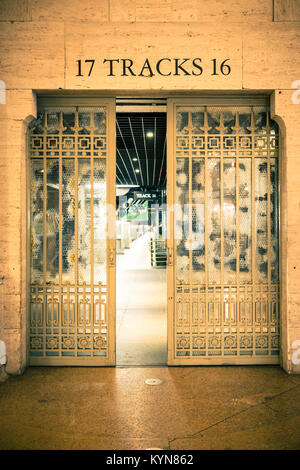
[167,246,173,266]
[108,248,116,267]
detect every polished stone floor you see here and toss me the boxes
[0,365,300,450]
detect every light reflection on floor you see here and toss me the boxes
[116,232,167,366]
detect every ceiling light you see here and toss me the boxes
[146,131,154,138]
[135,169,140,173]
[116,184,139,188]
[133,158,138,161]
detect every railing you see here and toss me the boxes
[150,239,167,268]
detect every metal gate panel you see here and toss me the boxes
[29,99,116,365]
[167,98,280,365]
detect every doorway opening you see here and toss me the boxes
[115,98,167,366]
[27,95,280,368]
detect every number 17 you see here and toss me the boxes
[76,59,95,77]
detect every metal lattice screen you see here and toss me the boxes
[173,105,280,363]
[29,105,114,365]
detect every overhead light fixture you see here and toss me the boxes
[146,131,154,138]
[132,158,138,161]
[135,169,140,173]
[116,184,139,188]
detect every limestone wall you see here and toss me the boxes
[0,0,299,373]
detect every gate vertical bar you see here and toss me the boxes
[235,112,241,357]
[42,113,47,358]
[250,108,256,355]
[59,112,63,358]
[266,112,272,355]
[74,110,79,359]
[90,112,95,359]
[106,99,116,365]
[167,99,175,364]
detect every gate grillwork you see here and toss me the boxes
[29,103,115,365]
[170,104,280,364]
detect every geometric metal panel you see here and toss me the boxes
[168,102,280,364]
[29,101,116,365]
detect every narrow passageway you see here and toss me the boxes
[116,231,167,366]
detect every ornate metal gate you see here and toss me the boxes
[167,98,280,365]
[29,99,116,365]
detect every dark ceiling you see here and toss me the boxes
[116,112,166,189]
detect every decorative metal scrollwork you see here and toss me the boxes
[174,106,280,362]
[29,107,109,363]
